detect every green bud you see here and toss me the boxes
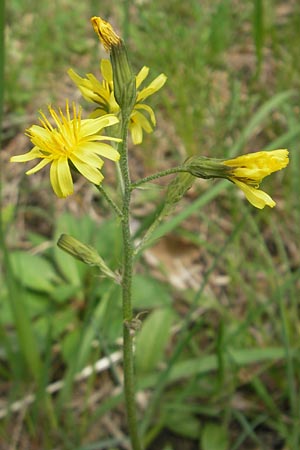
[165,172,195,209]
[111,43,136,113]
[57,234,119,282]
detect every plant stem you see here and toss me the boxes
[119,114,143,450]
[95,184,123,218]
[131,166,187,190]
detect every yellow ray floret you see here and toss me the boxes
[10,102,121,198]
[68,60,167,145]
[223,149,289,209]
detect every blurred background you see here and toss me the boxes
[1,1,300,449]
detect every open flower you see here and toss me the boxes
[223,149,289,209]
[10,102,121,198]
[68,59,167,145]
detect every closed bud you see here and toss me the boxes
[57,234,119,282]
[165,172,195,209]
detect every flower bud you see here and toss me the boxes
[165,172,195,209]
[57,234,119,282]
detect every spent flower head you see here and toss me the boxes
[10,102,121,198]
[91,16,121,51]
[91,16,136,113]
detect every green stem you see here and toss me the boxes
[131,166,187,190]
[95,184,123,218]
[134,205,167,256]
[119,114,143,450]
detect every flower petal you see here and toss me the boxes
[72,148,104,169]
[100,59,113,83]
[130,110,153,133]
[134,103,156,126]
[70,155,104,185]
[136,66,149,89]
[77,142,120,161]
[57,158,74,198]
[130,121,143,145]
[26,158,50,175]
[10,147,41,162]
[49,159,71,197]
[232,179,276,209]
[80,114,119,136]
[137,73,167,102]
[224,149,289,181]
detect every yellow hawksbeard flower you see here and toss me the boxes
[223,149,289,209]
[10,102,121,198]
[68,59,167,145]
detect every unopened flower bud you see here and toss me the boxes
[57,234,119,282]
[165,172,195,209]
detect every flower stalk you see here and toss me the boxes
[92,16,143,449]
[119,112,143,450]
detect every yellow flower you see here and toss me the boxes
[223,149,289,209]
[68,60,167,145]
[68,60,119,115]
[10,102,121,198]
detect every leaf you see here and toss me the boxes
[61,328,81,365]
[165,410,200,439]
[94,218,122,266]
[132,275,172,308]
[10,251,59,293]
[201,423,229,450]
[135,308,175,374]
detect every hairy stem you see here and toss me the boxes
[119,114,143,450]
[131,166,187,190]
[95,184,123,218]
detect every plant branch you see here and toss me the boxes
[130,166,188,190]
[95,184,123,218]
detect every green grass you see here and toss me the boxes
[1,0,300,449]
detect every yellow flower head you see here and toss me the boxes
[90,16,121,51]
[68,60,119,115]
[223,149,289,209]
[68,60,167,145]
[10,102,121,198]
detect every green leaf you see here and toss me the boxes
[94,218,122,266]
[135,308,175,374]
[201,423,229,450]
[132,275,172,308]
[165,411,200,439]
[61,328,81,365]
[10,251,59,293]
